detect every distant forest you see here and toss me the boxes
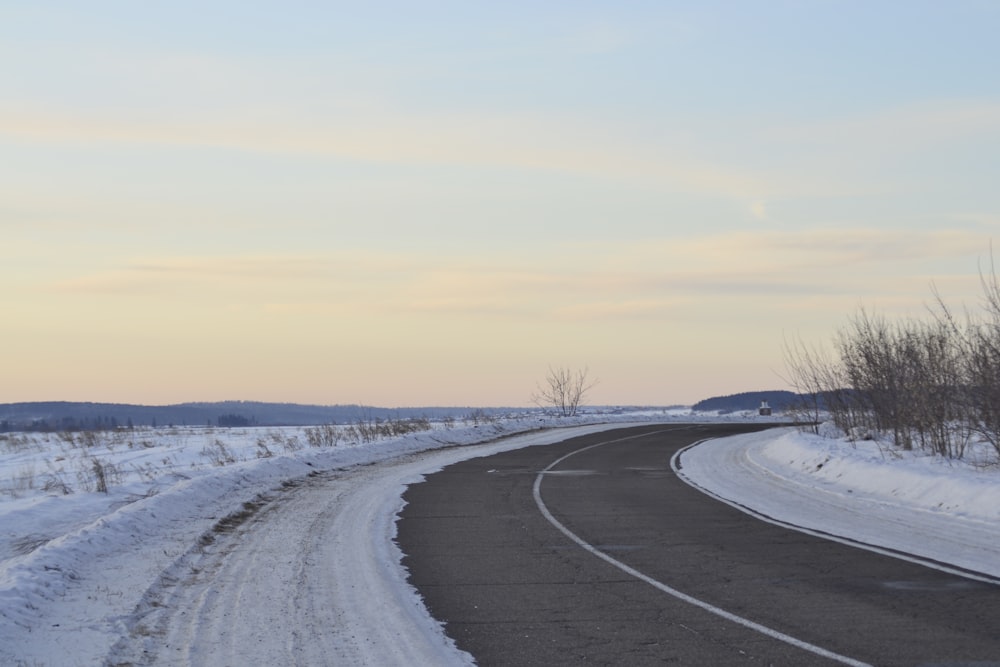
[0,391,808,432]
[690,390,801,413]
[0,401,514,432]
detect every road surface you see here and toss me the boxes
[397,423,1000,666]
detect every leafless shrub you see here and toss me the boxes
[338,415,434,445]
[352,417,381,444]
[269,430,302,453]
[830,308,973,457]
[787,253,1000,461]
[964,329,1000,457]
[781,335,840,434]
[77,430,104,449]
[130,462,161,484]
[42,471,72,495]
[12,534,52,556]
[253,430,301,457]
[464,409,497,426]
[384,416,431,436]
[255,439,273,459]
[200,439,236,466]
[341,424,361,445]
[953,256,1000,459]
[0,433,37,453]
[79,456,122,493]
[531,365,598,417]
[305,424,341,448]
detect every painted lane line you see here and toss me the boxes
[532,431,872,667]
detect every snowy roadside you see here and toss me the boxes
[678,427,1000,580]
[3,412,994,665]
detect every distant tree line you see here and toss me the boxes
[217,413,257,427]
[0,415,136,433]
[691,390,800,414]
[785,259,1000,461]
[0,401,514,432]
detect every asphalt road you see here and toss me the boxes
[396,423,1000,666]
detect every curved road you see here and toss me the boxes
[397,423,1000,666]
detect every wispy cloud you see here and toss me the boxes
[597,227,988,271]
[18,96,984,209]
[41,226,990,317]
[552,297,692,321]
[0,103,771,202]
[769,99,1000,150]
[44,253,418,298]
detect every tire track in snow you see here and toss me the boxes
[107,461,471,666]
[107,424,632,666]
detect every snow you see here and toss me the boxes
[676,427,1000,582]
[1,410,996,665]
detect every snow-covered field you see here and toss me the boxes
[1,411,996,665]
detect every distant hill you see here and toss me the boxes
[690,390,801,413]
[0,401,514,432]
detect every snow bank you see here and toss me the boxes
[756,430,1000,522]
[678,427,1000,580]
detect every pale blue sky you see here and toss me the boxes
[3,2,999,406]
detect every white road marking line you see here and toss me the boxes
[532,430,872,667]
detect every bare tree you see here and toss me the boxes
[531,366,598,417]
[960,256,1000,457]
[785,249,1000,463]
[781,334,839,434]
[836,308,914,448]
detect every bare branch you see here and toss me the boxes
[531,366,598,417]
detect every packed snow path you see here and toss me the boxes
[109,454,469,665]
[102,425,629,666]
